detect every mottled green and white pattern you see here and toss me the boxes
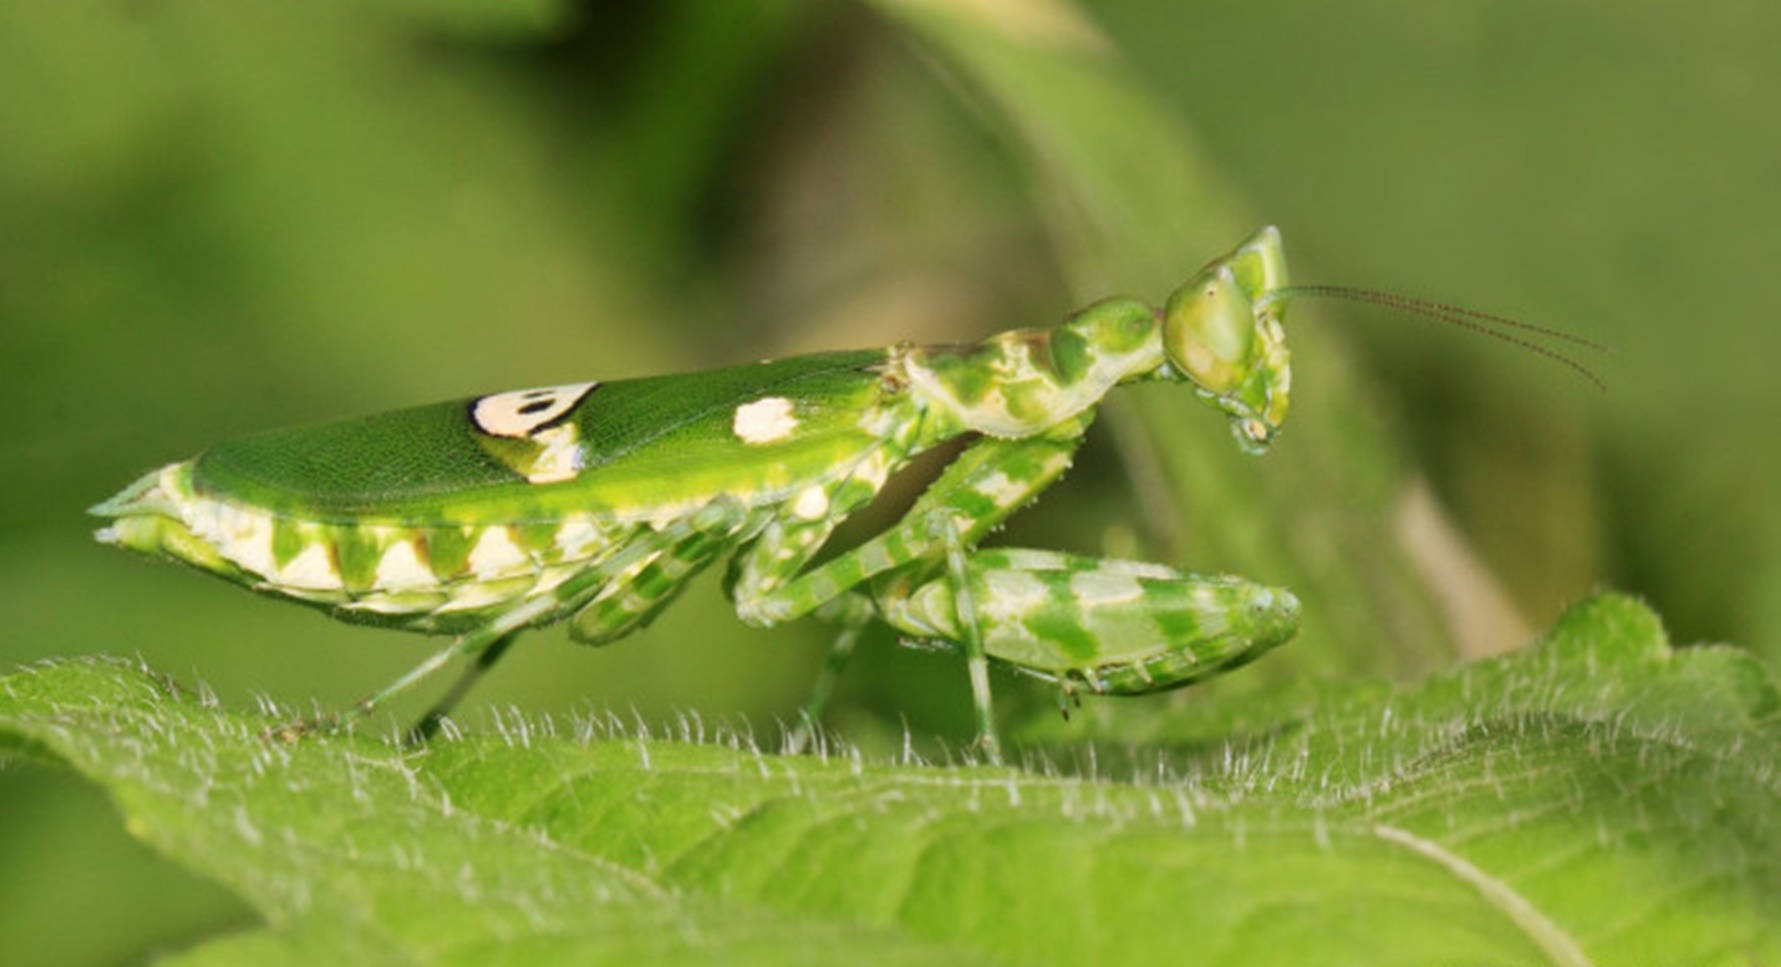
[93,227,1302,762]
[881,549,1295,695]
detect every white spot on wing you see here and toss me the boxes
[471,381,598,439]
[732,397,797,444]
[523,423,582,484]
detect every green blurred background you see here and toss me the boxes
[3,1,1777,962]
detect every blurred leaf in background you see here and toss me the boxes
[1082,0,1781,656]
[2,0,1778,963]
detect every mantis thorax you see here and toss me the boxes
[896,225,1294,451]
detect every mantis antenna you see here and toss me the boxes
[1260,284,1608,391]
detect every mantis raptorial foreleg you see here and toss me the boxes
[733,417,1089,623]
[938,515,998,761]
[878,548,1298,697]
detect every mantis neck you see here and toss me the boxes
[896,297,1166,438]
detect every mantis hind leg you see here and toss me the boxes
[266,595,555,744]
[404,631,519,744]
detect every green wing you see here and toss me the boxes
[192,350,894,524]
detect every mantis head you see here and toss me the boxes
[1157,225,1607,456]
[1160,225,1292,454]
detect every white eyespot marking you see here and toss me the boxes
[792,486,829,521]
[471,381,599,439]
[523,423,582,484]
[732,397,797,444]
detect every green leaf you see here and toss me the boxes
[4,594,1776,964]
[0,662,979,966]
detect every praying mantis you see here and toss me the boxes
[93,226,1595,763]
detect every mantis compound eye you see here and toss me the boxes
[1162,226,1293,453]
[1162,264,1256,395]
